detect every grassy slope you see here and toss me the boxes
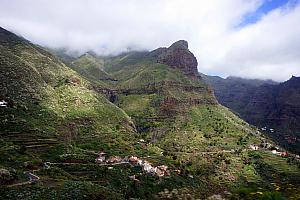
[69,53,116,88]
[203,74,300,154]
[1,31,299,199]
[101,52,300,199]
[55,49,300,199]
[0,28,138,198]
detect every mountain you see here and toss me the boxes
[1,27,300,199]
[244,76,300,152]
[45,47,77,64]
[0,26,135,137]
[155,40,199,77]
[204,74,300,153]
[70,52,118,86]
[0,26,137,197]
[202,75,278,117]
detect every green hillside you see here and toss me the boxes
[0,27,138,198]
[1,28,299,199]
[203,74,300,154]
[70,53,118,87]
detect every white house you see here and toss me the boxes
[95,155,105,163]
[0,100,8,107]
[249,144,259,150]
[95,152,106,163]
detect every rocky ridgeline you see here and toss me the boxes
[156,40,199,77]
[95,81,214,95]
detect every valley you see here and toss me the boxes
[203,75,300,154]
[0,27,300,199]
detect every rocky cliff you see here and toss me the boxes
[204,74,300,153]
[153,40,199,77]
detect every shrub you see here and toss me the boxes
[248,151,262,159]
[259,192,288,200]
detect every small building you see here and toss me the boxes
[129,156,138,163]
[137,159,143,166]
[106,156,122,164]
[139,139,145,143]
[0,100,8,107]
[143,162,153,173]
[271,150,281,155]
[155,168,164,177]
[158,165,168,170]
[272,150,278,154]
[95,152,106,163]
[249,144,259,151]
[95,156,105,163]
[281,152,288,157]
[261,127,267,131]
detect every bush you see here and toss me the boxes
[248,151,262,159]
[0,168,15,183]
[259,192,288,200]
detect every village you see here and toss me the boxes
[95,152,171,178]
[258,126,300,157]
[249,143,290,157]
[92,135,300,181]
[4,135,299,189]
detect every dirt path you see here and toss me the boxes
[170,149,239,155]
[49,161,130,166]
[5,181,32,187]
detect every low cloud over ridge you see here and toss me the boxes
[0,0,299,81]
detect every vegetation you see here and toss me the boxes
[1,27,299,199]
[203,74,300,154]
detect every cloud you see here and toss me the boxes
[0,0,299,81]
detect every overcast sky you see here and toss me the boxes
[0,0,300,81]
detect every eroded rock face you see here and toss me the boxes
[155,40,199,76]
[205,74,300,153]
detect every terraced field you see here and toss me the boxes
[1,27,300,199]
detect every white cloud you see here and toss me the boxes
[0,0,299,81]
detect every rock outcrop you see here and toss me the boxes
[152,40,199,77]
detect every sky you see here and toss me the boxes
[0,0,300,81]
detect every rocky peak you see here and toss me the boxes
[169,40,189,49]
[155,40,198,77]
[289,75,300,82]
[281,75,300,89]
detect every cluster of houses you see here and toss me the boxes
[261,127,275,133]
[270,148,288,157]
[129,156,170,177]
[0,100,8,107]
[249,143,289,157]
[95,152,170,177]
